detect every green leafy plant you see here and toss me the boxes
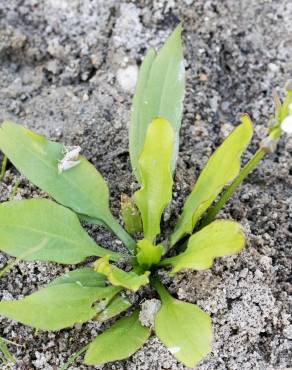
[0,25,291,368]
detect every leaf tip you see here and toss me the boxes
[241,113,254,135]
[173,22,183,36]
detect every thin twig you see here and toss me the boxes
[0,155,8,182]
[0,337,16,364]
[9,178,20,200]
[0,239,48,279]
[59,344,89,370]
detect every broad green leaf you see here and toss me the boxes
[0,122,135,252]
[49,268,106,287]
[129,48,155,182]
[154,280,212,368]
[84,310,150,365]
[121,194,142,235]
[0,283,120,331]
[136,239,164,270]
[163,220,245,274]
[134,118,174,242]
[0,199,120,264]
[94,256,150,292]
[130,25,185,182]
[95,294,132,321]
[171,115,253,246]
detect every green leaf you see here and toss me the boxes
[49,270,131,320]
[136,239,164,270]
[94,256,150,292]
[280,89,292,122]
[0,199,120,264]
[134,118,174,242]
[171,115,253,246]
[130,25,185,182]
[154,280,212,368]
[129,48,155,182]
[0,122,135,252]
[49,268,106,287]
[121,194,142,235]
[0,283,120,331]
[95,294,132,321]
[84,310,150,365]
[162,220,245,274]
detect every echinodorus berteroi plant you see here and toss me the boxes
[0,25,291,368]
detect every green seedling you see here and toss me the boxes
[0,25,291,368]
[0,337,16,365]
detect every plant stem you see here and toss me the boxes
[151,276,171,303]
[60,344,89,370]
[10,177,20,200]
[0,240,48,279]
[80,213,136,254]
[0,259,17,279]
[0,337,16,364]
[105,214,136,253]
[0,338,22,347]
[0,155,7,182]
[200,148,265,227]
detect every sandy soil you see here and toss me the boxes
[0,1,291,369]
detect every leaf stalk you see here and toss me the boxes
[201,126,283,227]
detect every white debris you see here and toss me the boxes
[58,146,81,173]
[168,347,181,354]
[116,64,138,93]
[281,115,292,134]
[82,93,89,102]
[139,299,161,328]
[268,63,279,73]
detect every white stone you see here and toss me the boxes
[268,63,279,73]
[139,299,161,328]
[117,64,138,93]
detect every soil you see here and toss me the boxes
[0,1,291,369]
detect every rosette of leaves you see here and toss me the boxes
[0,25,290,368]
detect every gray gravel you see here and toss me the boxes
[0,0,291,369]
